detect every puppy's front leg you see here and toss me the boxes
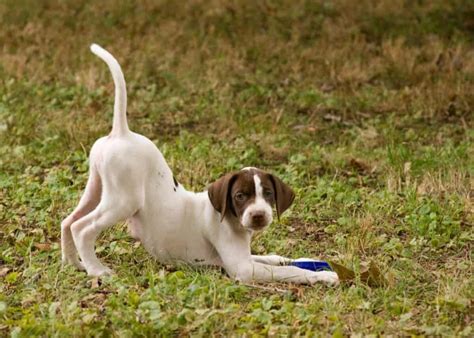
[251,254,292,266]
[215,238,338,285]
[235,262,338,285]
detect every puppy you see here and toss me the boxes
[60,44,339,286]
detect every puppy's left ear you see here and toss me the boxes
[269,174,295,220]
[208,172,237,222]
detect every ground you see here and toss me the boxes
[0,0,473,336]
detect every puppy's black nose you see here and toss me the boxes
[251,212,265,223]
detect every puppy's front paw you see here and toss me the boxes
[323,271,340,286]
[87,265,113,277]
[310,271,340,286]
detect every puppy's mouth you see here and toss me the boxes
[242,213,272,231]
[248,222,268,231]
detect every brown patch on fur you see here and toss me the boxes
[207,168,294,222]
[207,172,238,221]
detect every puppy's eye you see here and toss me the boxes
[234,192,246,202]
[263,189,273,198]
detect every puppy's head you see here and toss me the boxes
[208,167,295,231]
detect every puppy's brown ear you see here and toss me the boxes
[208,173,237,221]
[269,174,295,220]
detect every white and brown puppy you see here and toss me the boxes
[60,44,339,285]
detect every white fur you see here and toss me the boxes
[241,175,273,229]
[90,44,128,135]
[60,44,339,286]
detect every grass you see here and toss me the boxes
[0,0,473,336]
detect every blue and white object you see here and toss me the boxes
[290,258,333,272]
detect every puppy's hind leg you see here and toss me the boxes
[61,169,102,270]
[70,198,138,277]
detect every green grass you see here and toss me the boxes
[1,0,473,336]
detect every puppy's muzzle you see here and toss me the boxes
[248,210,270,230]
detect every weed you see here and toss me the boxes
[0,0,472,336]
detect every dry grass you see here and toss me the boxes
[0,0,473,336]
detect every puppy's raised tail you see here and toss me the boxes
[90,43,129,136]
